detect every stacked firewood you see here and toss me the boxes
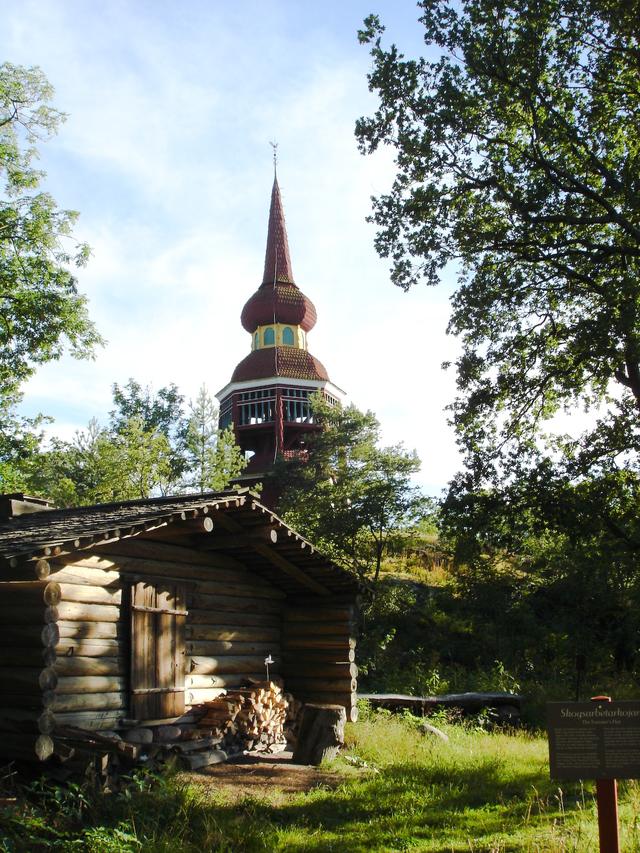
[23,683,307,781]
[191,681,298,754]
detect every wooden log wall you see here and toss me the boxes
[281,604,359,722]
[0,544,287,758]
[0,539,359,759]
[0,567,129,760]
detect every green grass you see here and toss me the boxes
[2,711,640,852]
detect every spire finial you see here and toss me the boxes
[262,152,294,286]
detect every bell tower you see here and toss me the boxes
[216,168,345,499]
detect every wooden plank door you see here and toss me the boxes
[130,581,187,720]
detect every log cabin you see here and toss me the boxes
[0,490,360,763]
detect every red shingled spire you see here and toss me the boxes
[262,177,295,286]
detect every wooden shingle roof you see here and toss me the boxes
[0,490,361,599]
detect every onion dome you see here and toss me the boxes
[241,283,317,333]
[231,347,329,383]
[240,177,317,333]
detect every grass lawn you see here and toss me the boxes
[2,709,640,852]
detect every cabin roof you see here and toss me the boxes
[0,490,361,599]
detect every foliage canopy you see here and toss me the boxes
[277,394,427,581]
[357,1,640,685]
[357,1,640,479]
[0,62,102,397]
[2,380,246,505]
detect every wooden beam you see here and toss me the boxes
[207,509,243,533]
[199,527,278,551]
[96,539,246,570]
[206,510,330,595]
[252,543,331,596]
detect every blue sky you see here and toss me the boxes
[2,0,462,495]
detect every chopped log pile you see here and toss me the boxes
[0,681,307,782]
[180,681,303,766]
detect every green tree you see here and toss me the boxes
[26,416,174,506]
[441,458,640,689]
[0,389,49,492]
[357,2,640,689]
[184,385,246,493]
[356,2,640,481]
[110,379,189,487]
[0,63,102,397]
[278,395,426,581]
[22,382,248,506]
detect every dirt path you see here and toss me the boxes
[180,750,346,799]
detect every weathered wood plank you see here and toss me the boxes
[284,606,356,623]
[96,541,246,569]
[283,623,356,637]
[187,626,280,644]
[187,591,282,621]
[58,584,122,605]
[0,581,61,605]
[48,691,127,713]
[55,602,121,622]
[181,654,280,675]
[282,661,358,679]
[54,656,125,677]
[282,648,356,664]
[57,620,123,640]
[285,677,358,693]
[55,675,125,694]
[185,611,280,631]
[282,637,356,650]
[51,709,125,730]
[186,640,275,657]
[54,638,120,657]
[48,566,121,587]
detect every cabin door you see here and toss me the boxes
[130,580,187,720]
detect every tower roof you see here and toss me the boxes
[241,282,317,333]
[231,347,329,383]
[240,174,317,333]
[263,177,294,285]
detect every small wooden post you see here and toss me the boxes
[591,696,620,853]
[292,704,346,766]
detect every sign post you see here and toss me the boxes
[547,696,640,853]
[591,697,620,853]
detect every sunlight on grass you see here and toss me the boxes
[3,713,640,851]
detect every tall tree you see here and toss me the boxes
[356,2,640,482]
[278,395,426,581]
[26,416,174,506]
[357,2,640,684]
[0,63,102,396]
[22,382,247,506]
[0,389,49,493]
[110,379,189,488]
[184,385,246,492]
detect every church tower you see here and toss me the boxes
[216,171,345,497]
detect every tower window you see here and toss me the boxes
[254,332,259,350]
[282,326,294,346]
[264,327,275,346]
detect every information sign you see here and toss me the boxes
[547,700,640,781]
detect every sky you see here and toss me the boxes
[2,0,462,496]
